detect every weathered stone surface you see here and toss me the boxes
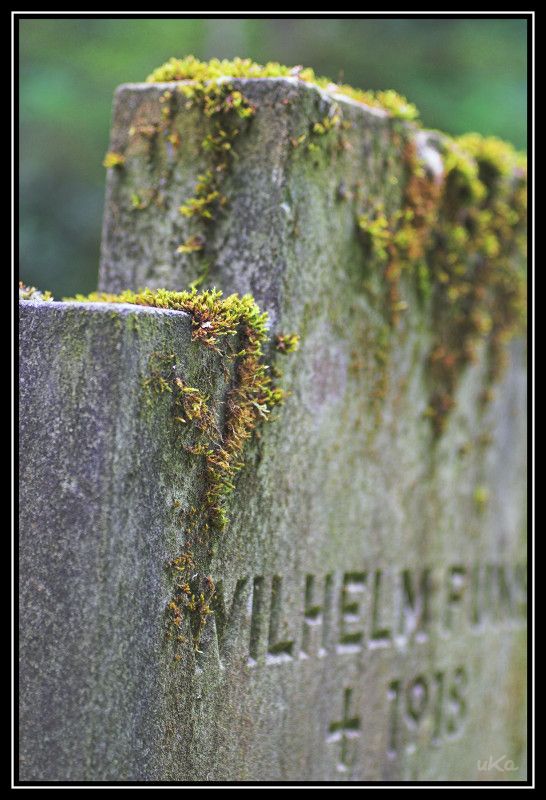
[20,78,527,783]
[19,299,232,781]
[19,303,527,782]
[99,79,416,324]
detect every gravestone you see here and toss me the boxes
[19,75,527,782]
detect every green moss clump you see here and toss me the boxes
[146,55,419,121]
[312,112,342,136]
[166,551,216,654]
[176,234,205,254]
[71,287,290,530]
[275,333,300,354]
[357,210,393,263]
[19,281,53,302]
[102,151,125,168]
[142,351,177,399]
[473,485,489,514]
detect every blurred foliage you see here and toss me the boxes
[19,17,527,297]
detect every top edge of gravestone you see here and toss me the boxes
[18,298,191,321]
[112,79,446,182]
[114,77,392,120]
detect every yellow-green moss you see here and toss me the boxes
[68,288,290,657]
[354,131,526,435]
[103,151,125,168]
[426,134,526,433]
[19,282,53,302]
[142,351,177,401]
[473,485,490,514]
[275,333,300,354]
[166,551,216,654]
[70,285,295,655]
[70,287,291,530]
[50,59,527,446]
[146,55,419,121]
[167,79,257,267]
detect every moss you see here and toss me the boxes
[64,286,298,656]
[19,282,53,302]
[83,288,286,654]
[69,286,293,531]
[312,113,341,136]
[172,380,213,432]
[356,140,443,327]
[357,210,392,263]
[275,333,300,354]
[176,85,256,217]
[54,62,526,449]
[141,350,177,403]
[425,134,526,434]
[176,235,206,254]
[130,190,158,211]
[354,131,526,435]
[162,79,256,279]
[146,55,418,121]
[165,551,217,654]
[288,105,344,165]
[473,485,489,514]
[103,151,125,168]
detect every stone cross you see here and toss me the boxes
[19,76,527,782]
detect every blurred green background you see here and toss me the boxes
[19,17,527,297]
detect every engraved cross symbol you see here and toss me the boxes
[327,687,361,773]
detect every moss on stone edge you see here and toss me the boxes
[70,286,288,531]
[356,133,527,435]
[427,134,527,432]
[19,282,53,302]
[68,286,293,655]
[144,57,526,435]
[146,55,419,121]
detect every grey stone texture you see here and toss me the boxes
[19,79,527,782]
